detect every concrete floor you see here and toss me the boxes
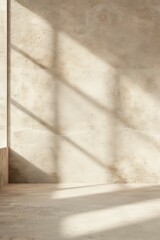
[0,184,160,239]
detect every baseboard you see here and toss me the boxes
[0,147,8,190]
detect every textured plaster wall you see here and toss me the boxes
[0,0,8,189]
[0,0,7,148]
[10,0,160,183]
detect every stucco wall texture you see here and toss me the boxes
[9,0,160,183]
[0,0,7,149]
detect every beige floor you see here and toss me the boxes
[0,184,160,240]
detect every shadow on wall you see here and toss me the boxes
[8,0,160,183]
[16,0,160,68]
[10,44,160,183]
[9,149,59,183]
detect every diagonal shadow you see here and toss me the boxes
[16,0,160,70]
[9,149,59,183]
[11,98,107,170]
[68,215,160,240]
[47,184,160,214]
[9,0,160,184]
[11,44,160,159]
[1,184,160,239]
[6,1,160,240]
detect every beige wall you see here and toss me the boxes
[9,0,160,183]
[0,0,8,189]
[0,0,7,148]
